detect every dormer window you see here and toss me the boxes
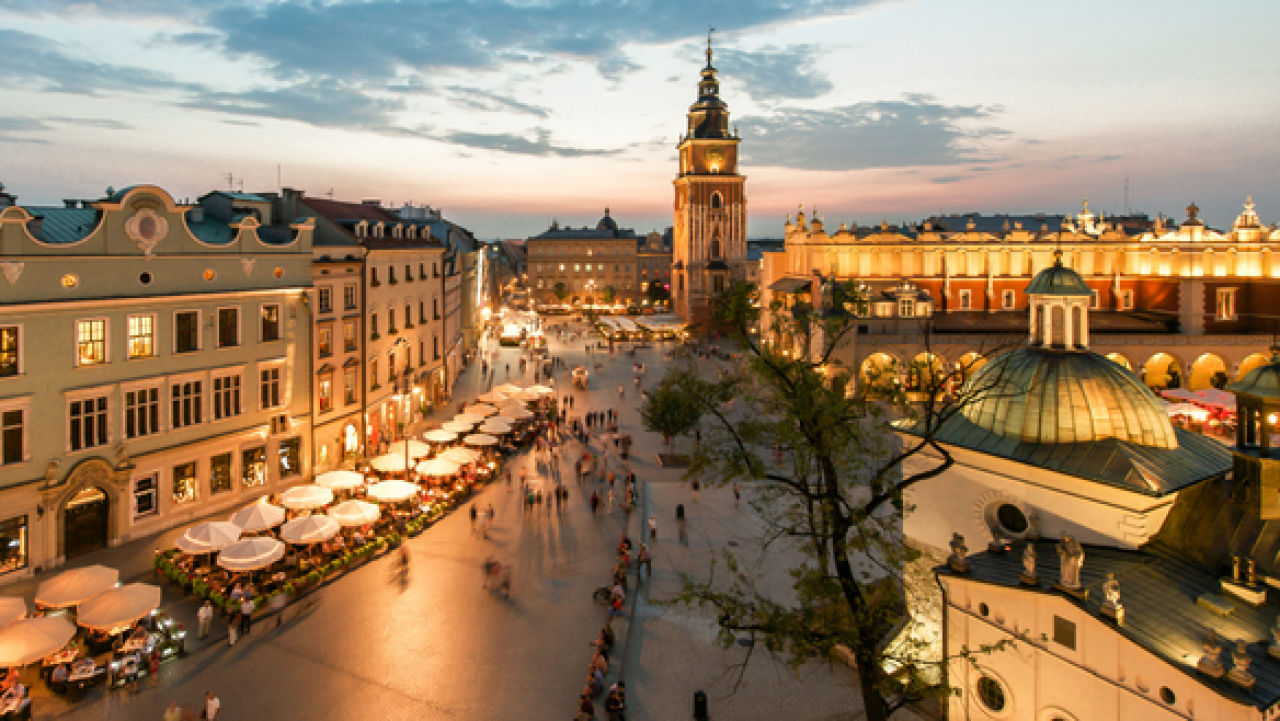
[374,223,384,238]
[356,222,367,238]
[900,299,915,317]
[407,226,417,240]
[392,224,402,239]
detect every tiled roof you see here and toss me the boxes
[187,215,233,245]
[939,538,1280,711]
[305,198,400,224]
[929,310,1175,334]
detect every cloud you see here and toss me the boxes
[0,29,197,96]
[191,0,885,83]
[741,93,1011,171]
[442,128,620,157]
[178,80,411,133]
[445,86,550,118]
[932,175,970,184]
[0,115,134,143]
[713,45,833,101]
[44,117,135,130]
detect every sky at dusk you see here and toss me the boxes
[2,0,1278,239]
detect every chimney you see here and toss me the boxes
[63,199,79,209]
[361,199,381,207]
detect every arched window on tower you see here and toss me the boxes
[711,192,723,210]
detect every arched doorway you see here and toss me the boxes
[956,352,987,383]
[1238,353,1270,380]
[859,352,900,397]
[64,487,109,558]
[1105,353,1132,371]
[908,352,946,392]
[1141,353,1182,390]
[1189,353,1229,390]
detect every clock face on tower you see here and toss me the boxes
[706,145,724,171]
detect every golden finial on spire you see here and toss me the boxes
[706,26,716,67]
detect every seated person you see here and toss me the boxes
[50,663,68,690]
[127,624,148,644]
[585,672,603,698]
[352,530,366,546]
[590,651,608,675]
[604,683,625,714]
[332,535,346,550]
[229,583,244,603]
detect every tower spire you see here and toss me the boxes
[706,26,715,67]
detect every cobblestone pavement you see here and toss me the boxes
[16,319,905,720]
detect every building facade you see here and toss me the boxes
[299,194,447,459]
[760,200,1280,393]
[0,184,314,579]
[526,210,643,309]
[671,40,748,327]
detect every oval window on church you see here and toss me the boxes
[996,504,1028,535]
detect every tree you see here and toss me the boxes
[660,280,1015,721]
[602,285,616,305]
[640,375,702,455]
[553,282,569,304]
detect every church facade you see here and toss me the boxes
[671,38,748,328]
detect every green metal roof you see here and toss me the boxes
[186,216,233,245]
[26,207,99,244]
[1025,259,1093,296]
[961,348,1178,448]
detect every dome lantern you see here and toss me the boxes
[1026,250,1093,351]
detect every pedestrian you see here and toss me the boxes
[649,514,656,541]
[733,481,741,507]
[149,646,160,687]
[607,489,614,511]
[591,492,600,516]
[197,600,213,639]
[164,702,182,721]
[470,504,478,532]
[239,598,253,637]
[204,691,221,720]
[692,479,699,502]
[637,543,652,578]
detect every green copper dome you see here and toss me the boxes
[1025,258,1093,297]
[961,348,1177,448]
[1228,351,1280,399]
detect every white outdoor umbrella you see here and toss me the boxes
[175,521,242,554]
[327,500,381,527]
[218,537,286,572]
[0,598,27,627]
[468,404,499,417]
[442,421,475,434]
[230,501,286,532]
[423,429,458,443]
[280,485,335,510]
[387,439,433,458]
[500,407,533,420]
[35,565,119,608]
[491,415,517,425]
[439,447,479,464]
[280,515,341,545]
[495,383,522,394]
[0,617,76,666]
[366,480,419,503]
[416,458,462,477]
[530,385,554,395]
[453,413,485,425]
[368,454,412,473]
[479,422,512,435]
[315,470,365,491]
[464,434,499,446]
[476,391,509,404]
[76,584,162,632]
[513,389,541,402]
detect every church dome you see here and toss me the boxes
[596,209,619,235]
[1025,260,1092,296]
[961,348,1177,448]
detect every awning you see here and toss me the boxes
[707,261,730,271]
[768,277,813,294]
[315,363,334,375]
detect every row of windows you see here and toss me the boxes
[368,263,440,287]
[0,364,289,468]
[368,300,440,338]
[364,339,440,392]
[0,306,282,378]
[317,321,359,357]
[316,285,359,314]
[133,439,300,519]
[534,264,633,273]
[536,280,635,291]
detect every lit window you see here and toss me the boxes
[0,327,19,377]
[1217,288,1237,321]
[173,462,197,505]
[899,299,915,317]
[76,319,107,365]
[318,327,332,356]
[1001,290,1015,310]
[344,368,358,404]
[126,316,155,359]
[1120,290,1134,310]
[958,290,972,310]
[260,304,281,342]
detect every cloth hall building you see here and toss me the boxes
[759,199,1280,395]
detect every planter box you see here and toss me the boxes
[655,453,691,468]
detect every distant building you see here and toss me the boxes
[0,183,313,577]
[526,210,644,309]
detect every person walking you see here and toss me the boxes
[733,481,741,507]
[238,598,253,637]
[204,691,221,720]
[163,702,182,721]
[470,504,478,533]
[590,492,600,516]
[607,488,614,512]
[148,647,160,687]
[691,479,699,502]
[637,543,652,578]
[649,514,656,541]
[197,600,213,639]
